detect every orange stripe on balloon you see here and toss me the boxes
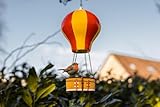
[85,10,101,52]
[61,12,77,52]
[71,9,87,52]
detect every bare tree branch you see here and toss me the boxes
[15,33,36,61]
[3,29,61,68]
[0,0,5,37]
[155,0,160,13]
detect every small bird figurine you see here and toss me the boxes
[58,63,79,76]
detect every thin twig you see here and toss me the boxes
[3,29,61,68]
[8,41,62,70]
[16,33,36,61]
[8,29,61,70]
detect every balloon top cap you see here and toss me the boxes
[79,6,83,10]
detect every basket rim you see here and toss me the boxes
[66,77,95,80]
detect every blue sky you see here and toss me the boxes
[1,0,160,71]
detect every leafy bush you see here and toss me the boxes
[0,63,160,107]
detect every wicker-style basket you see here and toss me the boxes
[82,78,95,91]
[66,77,95,91]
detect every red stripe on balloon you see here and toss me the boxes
[85,10,100,52]
[61,12,77,52]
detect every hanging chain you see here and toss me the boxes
[72,53,77,63]
[80,0,83,7]
[72,52,92,75]
[88,53,93,73]
[84,53,88,73]
[72,53,75,63]
[75,53,77,62]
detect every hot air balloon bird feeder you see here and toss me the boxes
[61,1,101,91]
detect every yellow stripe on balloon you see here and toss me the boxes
[71,9,87,51]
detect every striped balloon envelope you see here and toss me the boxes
[61,8,101,53]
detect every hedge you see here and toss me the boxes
[0,63,160,107]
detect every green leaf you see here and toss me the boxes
[96,93,112,104]
[154,102,160,107]
[38,104,47,107]
[40,63,54,76]
[36,83,56,101]
[27,67,38,93]
[79,94,86,104]
[48,104,57,107]
[85,102,92,107]
[22,89,33,107]
[104,99,122,106]
[138,85,144,92]
[0,102,5,107]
